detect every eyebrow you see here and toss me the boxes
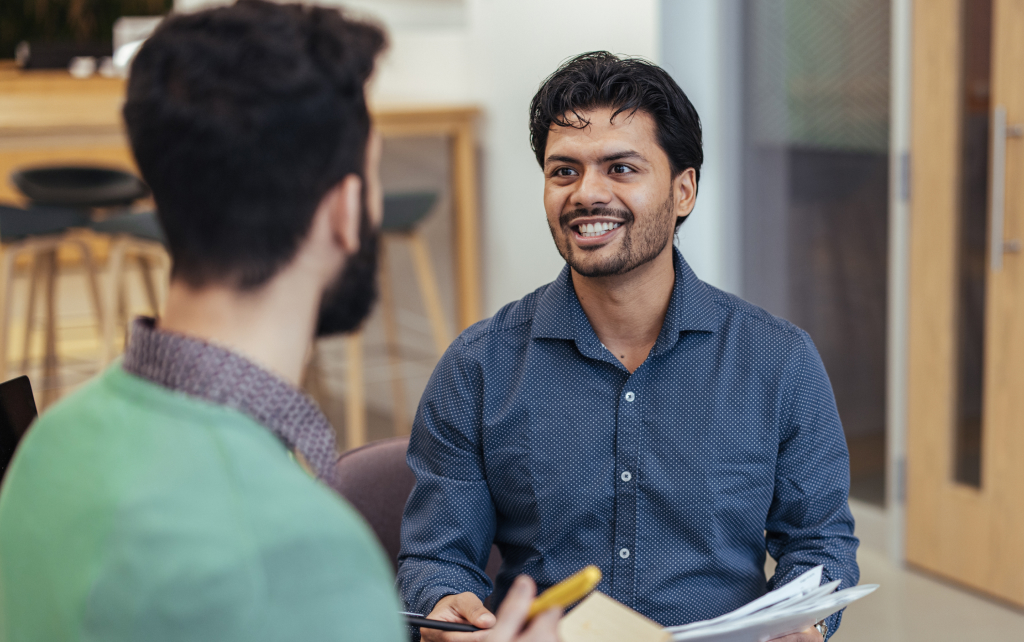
[545,150,649,166]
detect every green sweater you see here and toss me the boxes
[0,365,404,642]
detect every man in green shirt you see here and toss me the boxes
[0,2,559,641]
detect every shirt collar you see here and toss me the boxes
[121,317,339,486]
[532,247,720,358]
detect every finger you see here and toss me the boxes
[445,592,495,629]
[488,576,537,641]
[519,607,561,642]
[453,593,496,628]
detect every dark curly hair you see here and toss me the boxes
[529,51,703,229]
[123,0,386,289]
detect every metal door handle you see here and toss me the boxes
[991,106,1024,271]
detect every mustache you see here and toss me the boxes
[559,207,634,228]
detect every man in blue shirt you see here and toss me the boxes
[397,52,858,641]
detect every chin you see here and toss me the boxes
[569,256,630,278]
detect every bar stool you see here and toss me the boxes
[7,165,150,401]
[0,204,97,395]
[337,192,453,448]
[90,211,169,363]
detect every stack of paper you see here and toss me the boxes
[663,566,878,642]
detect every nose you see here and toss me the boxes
[570,168,613,210]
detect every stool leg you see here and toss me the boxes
[20,252,43,373]
[41,250,59,407]
[344,332,367,450]
[407,232,452,356]
[0,247,20,382]
[72,238,105,343]
[378,240,408,435]
[102,239,127,365]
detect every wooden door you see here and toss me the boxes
[906,0,1024,605]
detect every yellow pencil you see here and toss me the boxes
[526,565,602,619]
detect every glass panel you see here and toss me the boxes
[741,0,891,505]
[952,0,993,487]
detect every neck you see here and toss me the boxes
[572,243,676,372]
[158,270,322,387]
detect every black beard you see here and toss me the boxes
[315,208,380,337]
[552,188,675,278]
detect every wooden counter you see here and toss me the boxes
[0,61,483,330]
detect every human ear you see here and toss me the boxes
[327,173,363,255]
[674,168,698,220]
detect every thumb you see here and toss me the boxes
[455,593,496,628]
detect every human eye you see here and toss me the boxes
[551,166,578,178]
[609,164,635,174]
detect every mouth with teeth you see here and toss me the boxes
[573,221,622,238]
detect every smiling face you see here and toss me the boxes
[543,107,696,278]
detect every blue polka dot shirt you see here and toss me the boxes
[397,249,859,639]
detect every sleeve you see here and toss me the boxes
[395,336,497,617]
[764,331,860,640]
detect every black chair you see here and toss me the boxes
[0,375,38,483]
[9,165,165,370]
[4,165,148,401]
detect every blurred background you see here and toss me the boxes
[2,0,1024,639]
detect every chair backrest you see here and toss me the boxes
[0,376,38,482]
[335,436,416,569]
[335,436,502,585]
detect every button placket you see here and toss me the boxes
[611,371,644,607]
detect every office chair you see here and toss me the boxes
[334,436,502,584]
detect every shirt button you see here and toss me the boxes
[619,548,630,559]
[624,391,635,402]
[621,471,632,482]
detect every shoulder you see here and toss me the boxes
[431,283,552,377]
[704,283,815,356]
[457,283,550,348]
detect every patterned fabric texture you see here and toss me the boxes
[123,318,339,486]
[396,249,859,639]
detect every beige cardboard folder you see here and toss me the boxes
[558,591,670,642]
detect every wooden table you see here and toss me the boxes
[0,62,483,331]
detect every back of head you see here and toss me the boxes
[123,0,386,290]
[529,51,703,195]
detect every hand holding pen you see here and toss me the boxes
[415,576,558,642]
[413,566,602,641]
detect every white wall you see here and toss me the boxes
[660,0,743,295]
